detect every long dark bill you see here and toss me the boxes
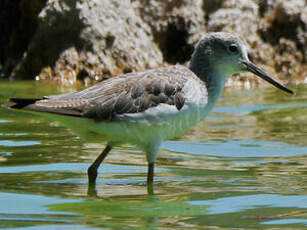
[242,60,294,95]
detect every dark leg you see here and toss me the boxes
[88,145,112,188]
[147,162,154,195]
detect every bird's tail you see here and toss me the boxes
[4,98,41,109]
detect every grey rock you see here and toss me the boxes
[258,0,306,79]
[11,0,163,82]
[133,0,205,64]
[1,0,305,84]
[202,0,225,17]
[208,0,259,40]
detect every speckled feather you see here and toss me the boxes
[16,66,197,120]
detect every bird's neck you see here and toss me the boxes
[189,59,227,111]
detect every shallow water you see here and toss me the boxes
[0,81,306,229]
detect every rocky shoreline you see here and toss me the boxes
[0,0,306,86]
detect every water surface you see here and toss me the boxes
[0,81,306,229]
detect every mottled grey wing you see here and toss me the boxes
[17,66,191,120]
[83,74,186,120]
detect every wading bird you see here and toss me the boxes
[7,32,294,194]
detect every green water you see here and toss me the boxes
[0,81,306,229]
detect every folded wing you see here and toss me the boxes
[9,66,195,120]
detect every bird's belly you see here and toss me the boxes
[90,104,204,145]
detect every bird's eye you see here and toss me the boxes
[228,44,238,53]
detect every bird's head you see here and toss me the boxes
[190,32,294,94]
